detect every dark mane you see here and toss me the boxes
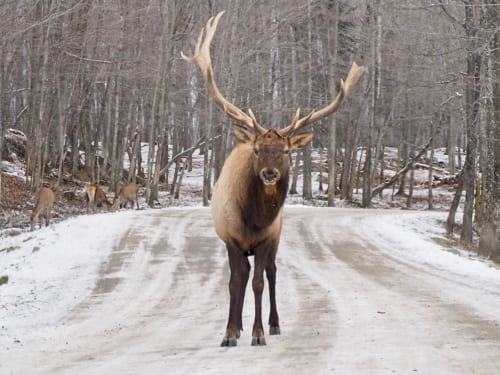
[242,169,289,231]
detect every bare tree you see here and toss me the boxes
[478,0,500,259]
[327,0,340,206]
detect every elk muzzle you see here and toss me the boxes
[260,168,281,185]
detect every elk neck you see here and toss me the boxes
[241,167,289,231]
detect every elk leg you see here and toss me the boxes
[251,240,273,346]
[45,207,51,227]
[236,256,250,336]
[266,255,280,335]
[221,241,246,347]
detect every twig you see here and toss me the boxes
[437,0,462,26]
[64,51,114,64]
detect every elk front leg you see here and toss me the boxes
[221,241,249,347]
[236,256,250,337]
[266,257,280,335]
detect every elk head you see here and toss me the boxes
[233,126,313,189]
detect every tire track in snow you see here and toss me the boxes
[277,210,338,372]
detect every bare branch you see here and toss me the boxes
[371,137,433,198]
[158,135,221,176]
[64,51,113,64]
[437,0,462,26]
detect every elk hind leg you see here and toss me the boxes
[251,240,274,346]
[44,206,51,227]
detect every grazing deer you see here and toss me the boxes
[31,187,55,231]
[112,183,139,210]
[182,11,364,347]
[85,184,112,213]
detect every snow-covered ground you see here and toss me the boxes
[1,206,499,373]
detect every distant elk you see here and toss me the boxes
[31,187,55,231]
[85,184,112,213]
[182,11,364,347]
[112,183,139,210]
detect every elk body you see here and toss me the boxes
[30,187,55,231]
[182,11,364,347]
[85,184,112,213]
[112,183,139,210]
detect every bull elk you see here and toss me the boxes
[182,11,364,347]
[85,184,113,213]
[30,187,55,231]
[112,183,139,210]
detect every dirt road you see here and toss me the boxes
[4,207,500,374]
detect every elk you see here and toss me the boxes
[112,182,139,210]
[85,184,113,213]
[30,187,55,231]
[182,11,364,347]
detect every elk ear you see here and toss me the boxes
[232,125,256,144]
[288,132,314,150]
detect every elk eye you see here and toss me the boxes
[284,149,289,154]
[254,147,259,155]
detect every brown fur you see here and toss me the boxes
[112,183,139,210]
[30,187,55,231]
[85,184,112,213]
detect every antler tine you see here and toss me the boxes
[182,11,265,134]
[279,62,364,137]
[289,108,301,130]
[248,109,266,134]
[280,108,314,137]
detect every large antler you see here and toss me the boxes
[279,62,365,137]
[181,11,266,135]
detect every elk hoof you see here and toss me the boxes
[220,338,237,347]
[269,326,281,335]
[251,337,266,346]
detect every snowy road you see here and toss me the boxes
[2,207,500,374]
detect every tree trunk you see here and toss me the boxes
[302,0,313,201]
[289,151,300,195]
[448,113,456,175]
[327,0,339,206]
[362,0,381,207]
[406,145,415,209]
[427,134,434,210]
[32,1,54,191]
[446,170,465,235]
[460,1,481,244]
[202,100,213,206]
[478,1,500,260]
[146,5,172,206]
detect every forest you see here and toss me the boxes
[0,0,498,259]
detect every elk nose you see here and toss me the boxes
[262,168,280,184]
